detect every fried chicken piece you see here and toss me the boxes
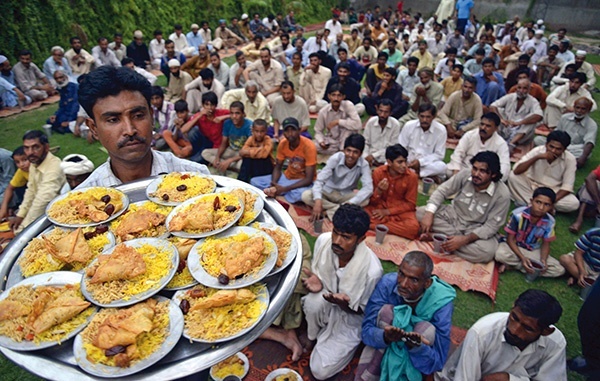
[30,294,91,334]
[87,245,146,284]
[191,289,256,310]
[168,200,214,232]
[43,228,94,264]
[69,199,110,222]
[94,299,157,349]
[115,209,166,241]
[172,238,196,261]
[0,300,31,321]
[223,237,265,279]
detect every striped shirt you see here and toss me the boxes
[576,228,600,272]
[504,206,555,251]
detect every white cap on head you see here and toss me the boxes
[191,23,199,29]
[133,30,143,38]
[576,50,587,57]
[51,46,65,54]
[534,29,544,35]
[60,154,95,176]
[241,13,249,20]
[0,55,7,65]
[182,47,195,57]
[168,59,181,68]
[537,19,544,24]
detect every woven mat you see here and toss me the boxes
[280,198,499,300]
[0,94,60,118]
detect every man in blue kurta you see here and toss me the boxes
[475,58,506,110]
[47,71,79,133]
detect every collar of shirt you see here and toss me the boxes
[566,113,589,124]
[467,176,497,196]
[519,206,552,227]
[35,152,58,173]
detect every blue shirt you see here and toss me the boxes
[285,48,309,67]
[474,71,506,105]
[186,31,204,51]
[576,228,600,272]
[362,273,454,375]
[42,56,74,81]
[0,76,18,107]
[223,118,252,151]
[333,59,366,83]
[504,206,555,251]
[52,82,79,126]
[456,0,474,19]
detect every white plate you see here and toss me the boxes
[73,295,184,378]
[209,352,250,381]
[172,283,269,343]
[264,368,303,381]
[0,271,97,351]
[254,222,298,276]
[81,238,179,307]
[46,187,129,228]
[187,226,277,289]
[216,186,264,226]
[146,172,217,206]
[165,193,244,239]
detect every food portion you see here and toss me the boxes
[19,226,111,277]
[178,285,266,341]
[258,225,292,268]
[212,354,246,379]
[80,298,170,368]
[168,194,242,234]
[165,237,197,289]
[275,372,300,381]
[84,242,174,304]
[111,202,172,242]
[48,187,125,225]
[228,188,259,225]
[0,284,93,344]
[150,172,216,203]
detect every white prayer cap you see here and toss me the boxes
[0,55,7,65]
[182,47,195,57]
[133,30,143,38]
[536,19,544,24]
[61,154,95,176]
[241,13,249,20]
[51,46,64,54]
[191,23,200,29]
[534,29,544,35]
[576,50,587,57]
[168,59,181,68]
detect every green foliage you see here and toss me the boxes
[0,0,336,65]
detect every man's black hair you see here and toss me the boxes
[481,112,500,127]
[446,47,458,55]
[407,56,420,66]
[470,151,502,182]
[70,36,81,44]
[331,204,370,238]
[571,72,587,84]
[328,83,344,94]
[199,68,214,79]
[121,57,135,66]
[482,57,495,66]
[12,146,25,158]
[384,67,397,78]
[454,65,466,74]
[150,85,164,99]
[201,91,218,105]
[418,103,437,116]
[23,130,48,145]
[532,187,557,204]
[514,289,562,328]
[546,130,571,149]
[343,133,365,153]
[385,144,408,161]
[280,80,294,90]
[229,100,245,113]
[174,100,189,113]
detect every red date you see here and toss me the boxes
[84,232,96,240]
[176,184,187,191]
[218,273,230,285]
[101,195,111,203]
[105,345,126,357]
[213,196,221,211]
[104,204,115,216]
[180,299,190,314]
[225,205,237,213]
[95,225,109,234]
[177,259,186,273]
[181,174,190,180]
[162,194,170,201]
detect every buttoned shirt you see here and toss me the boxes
[64,49,95,76]
[303,37,328,54]
[362,116,401,164]
[42,57,73,81]
[184,77,225,103]
[78,150,209,189]
[286,66,303,90]
[504,206,555,251]
[228,62,247,89]
[330,40,349,62]
[12,62,46,92]
[448,129,510,181]
[463,58,482,76]
[396,69,420,98]
[446,35,466,52]
[325,20,343,41]
[149,38,166,61]
[153,101,176,134]
[186,31,204,51]
[515,145,577,193]
[107,42,127,62]
[314,100,362,145]
[556,113,598,157]
[440,77,464,99]
[546,83,597,113]
[168,33,189,53]
[246,59,284,92]
[199,29,214,45]
[411,50,434,70]
[91,46,121,68]
[398,119,447,167]
[437,91,483,132]
[299,66,332,104]
[312,151,373,205]
[271,96,310,128]
[220,88,270,121]
[209,61,230,90]
[491,93,543,135]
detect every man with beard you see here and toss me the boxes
[554,97,597,168]
[159,40,186,80]
[228,51,248,89]
[126,30,150,69]
[165,59,192,103]
[301,204,383,380]
[42,46,74,83]
[9,130,65,233]
[221,80,270,122]
[243,47,284,105]
[65,36,95,77]
[92,37,122,68]
[363,99,401,167]
[399,67,443,128]
[437,289,565,381]
[438,76,483,138]
[270,81,310,140]
[183,67,225,112]
[323,62,364,115]
[13,49,55,101]
[543,73,596,130]
[76,66,209,189]
[418,151,510,263]
[0,55,29,108]
[181,44,210,79]
[504,54,537,93]
[47,71,79,133]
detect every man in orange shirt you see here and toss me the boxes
[251,117,317,203]
[364,144,420,239]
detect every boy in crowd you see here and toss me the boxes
[495,187,565,277]
[150,85,176,150]
[238,119,274,183]
[163,100,193,158]
[560,228,600,288]
[0,147,29,220]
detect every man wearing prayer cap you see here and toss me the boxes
[0,55,30,108]
[555,49,596,91]
[165,58,192,102]
[520,30,547,65]
[215,18,245,49]
[127,30,151,68]
[186,23,204,55]
[60,154,95,192]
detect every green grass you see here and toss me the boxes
[1,54,599,381]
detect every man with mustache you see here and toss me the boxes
[302,204,383,380]
[437,289,565,380]
[76,66,208,189]
[9,130,65,233]
[438,76,483,139]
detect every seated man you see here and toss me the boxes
[270,81,310,140]
[162,100,193,158]
[504,54,537,92]
[335,47,366,83]
[353,37,379,67]
[364,52,390,96]
[570,164,600,234]
[463,48,485,76]
[65,36,95,77]
[363,67,408,119]
[489,78,543,149]
[314,84,362,155]
[536,44,564,88]
[323,61,364,115]
[42,46,74,83]
[208,52,230,90]
[181,44,210,79]
[560,228,600,289]
[9,130,65,233]
[238,119,274,183]
[396,57,421,101]
[447,113,510,181]
[201,101,251,173]
[149,86,176,150]
[13,49,55,101]
[122,57,157,85]
[164,59,192,103]
[440,64,465,100]
[160,39,186,80]
[59,154,95,193]
[228,51,248,90]
[242,47,284,105]
[495,187,565,278]
[418,151,510,263]
[215,19,245,49]
[399,67,443,127]
[411,40,434,70]
[363,99,401,167]
[358,251,456,380]
[302,134,373,220]
[474,58,505,111]
[555,50,596,91]
[301,204,383,380]
[509,130,578,213]
[507,69,547,109]
[183,67,225,113]
[544,73,596,130]
[298,53,332,113]
[92,37,122,68]
[221,81,270,122]
[47,70,79,134]
[398,103,447,180]
[251,117,317,203]
[365,144,420,239]
[437,76,483,139]
[437,289,566,380]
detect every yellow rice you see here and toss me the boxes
[0,284,95,344]
[256,225,291,267]
[80,299,170,367]
[47,187,125,224]
[110,201,173,242]
[150,172,216,202]
[230,188,258,225]
[182,284,266,341]
[19,227,110,277]
[171,193,242,234]
[165,266,195,288]
[84,243,173,304]
[212,355,245,378]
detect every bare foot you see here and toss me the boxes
[497,263,506,274]
[569,222,581,234]
[283,329,304,361]
[567,277,575,286]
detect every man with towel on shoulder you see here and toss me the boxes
[60,154,95,192]
[302,204,383,380]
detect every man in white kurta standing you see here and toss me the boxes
[302,204,383,380]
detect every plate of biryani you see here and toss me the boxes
[46,187,129,227]
[166,192,244,239]
[216,186,264,226]
[73,296,183,377]
[253,222,298,276]
[209,352,250,381]
[0,271,97,351]
[16,225,115,280]
[81,238,178,308]
[147,172,217,206]
[164,237,199,290]
[173,283,268,343]
[187,226,277,289]
[265,369,302,381]
[109,201,173,242]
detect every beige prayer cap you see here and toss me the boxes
[241,13,249,20]
[534,29,544,35]
[60,154,95,176]
[133,30,143,38]
[51,46,64,54]
[168,59,181,68]
[191,23,200,30]
[576,50,587,57]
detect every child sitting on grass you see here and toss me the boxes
[163,100,194,158]
[495,186,565,277]
[0,147,30,220]
[238,118,274,183]
[560,228,600,288]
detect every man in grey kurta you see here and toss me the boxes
[417,151,511,263]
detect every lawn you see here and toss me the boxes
[0,53,599,381]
